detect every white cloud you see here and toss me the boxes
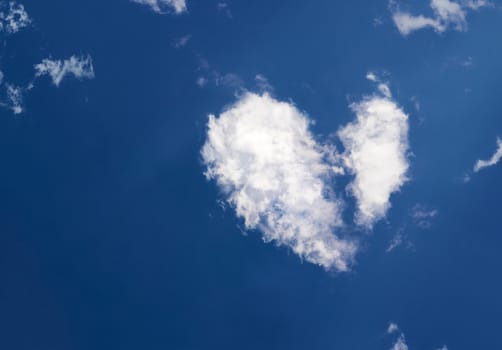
[464,0,492,10]
[411,204,438,229]
[386,324,447,350]
[202,93,357,271]
[391,335,409,350]
[386,233,404,252]
[215,73,243,89]
[388,322,400,334]
[3,83,24,114]
[338,81,409,228]
[0,1,31,34]
[473,138,502,173]
[131,0,187,14]
[390,0,490,36]
[196,76,208,88]
[174,34,191,48]
[34,55,95,87]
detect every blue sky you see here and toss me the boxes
[1,0,502,349]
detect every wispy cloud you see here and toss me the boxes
[202,93,357,271]
[3,83,24,114]
[34,55,95,87]
[390,0,491,36]
[254,74,273,93]
[391,334,409,350]
[173,34,191,49]
[386,323,447,350]
[473,137,502,173]
[131,0,187,14]
[338,74,410,228]
[411,204,438,229]
[386,233,405,252]
[0,1,31,34]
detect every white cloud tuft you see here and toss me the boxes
[202,93,357,271]
[391,335,409,350]
[131,0,187,14]
[473,138,502,173]
[387,322,400,334]
[338,82,409,228]
[0,1,31,34]
[390,0,490,36]
[34,55,95,87]
[3,83,24,114]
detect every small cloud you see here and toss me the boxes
[174,34,191,48]
[410,96,420,112]
[386,233,404,252]
[411,204,438,229]
[391,334,409,350]
[387,322,400,334]
[196,76,208,88]
[0,1,31,34]
[473,137,502,173]
[338,76,409,228]
[461,56,473,67]
[366,72,378,82]
[389,0,491,36]
[373,16,385,26]
[385,323,447,350]
[34,55,95,87]
[0,83,25,114]
[215,72,243,89]
[217,1,233,18]
[131,0,187,14]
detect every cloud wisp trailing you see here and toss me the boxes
[34,55,95,87]
[390,0,491,36]
[473,137,502,173]
[202,93,357,271]
[131,0,187,14]
[338,75,410,228]
[0,1,31,35]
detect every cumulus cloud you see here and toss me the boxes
[0,1,31,34]
[201,93,357,271]
[338,78,409,228]
[390,0,490,36]
[34,55,95,87]
[473,137,502,173]
[131,0,187,14]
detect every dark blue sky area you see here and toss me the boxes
[1,1,501,349]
